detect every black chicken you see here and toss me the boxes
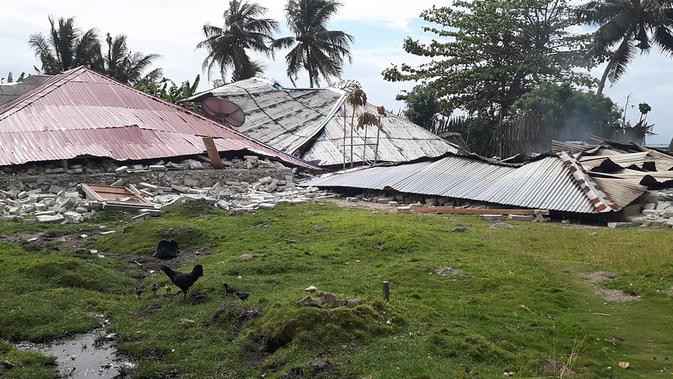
[160,265,203,299]
[154,240,180,260]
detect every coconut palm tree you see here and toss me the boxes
[104,33,160,85]
[580,0,673,95]
[197,0,278,81]
[29,16,104,74]
[273,0,353,87]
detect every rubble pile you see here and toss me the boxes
[630,190,673,228]
[0,174,335,224]
[139,178,333,216]
[0,186,95,224]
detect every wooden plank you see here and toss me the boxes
[81,184,104,202]
[411,207,549,216]
[82,184,150,204]
[202,137,225,169]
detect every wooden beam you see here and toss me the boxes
[202,137,225,169]
[411,207,549,216]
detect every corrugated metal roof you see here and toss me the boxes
[0,75,50,105]
[302,153,642,214]
[0,67,317,170]
[188,78,460,166]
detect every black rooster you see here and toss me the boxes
[160,265,203,299]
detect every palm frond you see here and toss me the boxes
[607,36,636,82]
[197,0,277,81]
[654,25,673,54]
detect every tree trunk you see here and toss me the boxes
[596,63,611,96]
[307,50,314,88]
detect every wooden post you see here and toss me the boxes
[374,124,381,163]
[202,137,225,169]
[343,105,347,169]
[350,107,354,168]
[363,124,368,164]
[383,281,390,302]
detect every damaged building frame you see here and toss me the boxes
[185,78,461,168]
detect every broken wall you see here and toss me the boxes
[0,167,292,193]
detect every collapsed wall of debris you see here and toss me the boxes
[0,155,332,224]
[0,155,290,190]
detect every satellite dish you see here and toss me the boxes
[202,97,246,127]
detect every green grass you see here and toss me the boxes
[0,202,672,378]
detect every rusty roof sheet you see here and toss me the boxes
[188,78,460,166]
[0,67,317,170]
[302,153,640,214]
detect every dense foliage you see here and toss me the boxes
[384,0,592,120]
[396,85,439,130]
[386,0,668,154]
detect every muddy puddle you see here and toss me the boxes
[16,328,133,378]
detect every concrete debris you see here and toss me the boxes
[607,222,634,229]
[0,165,330,223]
[436,267,461,277]
[297,295,323,308]
[490,222,513,229]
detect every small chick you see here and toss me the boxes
[223,283,249,301]
[134,284,144,299]
[164,283,173,295]
[235,292,250,301]
[151,283,159,297]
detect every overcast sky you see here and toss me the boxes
[1,0,671,144]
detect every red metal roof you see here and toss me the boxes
[0,67,318,169]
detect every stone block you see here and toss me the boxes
[37,214,65,224]
[480,214,507,222]
[607,222,634,229]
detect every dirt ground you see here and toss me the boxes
[581,271,639,302]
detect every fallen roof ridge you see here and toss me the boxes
[557,152,619,213]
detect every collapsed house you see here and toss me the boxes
[185,78,461,167]
[302,151,652,222]
[0,67,329,223]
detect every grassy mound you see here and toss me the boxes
[250,305,394,353]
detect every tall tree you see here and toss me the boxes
[104,33,160,85]
[579,0,673,95]
[397,85,439,130]
[383,0,592,122]
[197,0,278,81]
[28,16,104,74]
[273,0,353,87]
